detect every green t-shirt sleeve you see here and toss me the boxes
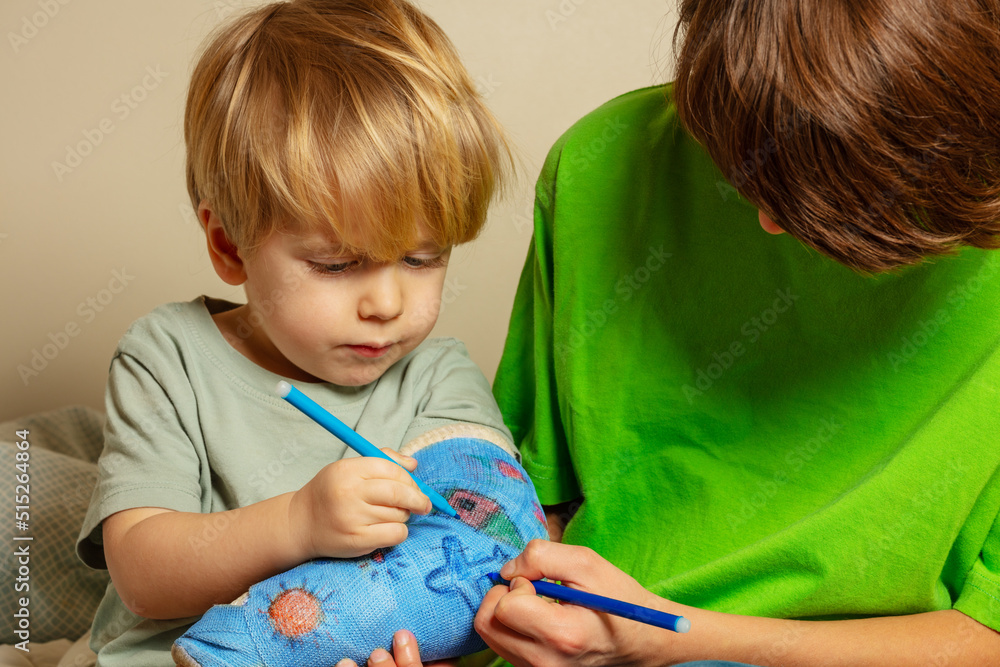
[955,507,1000,631]
[493,147,581,506]
[77,352,203,569]
[401,339,513,448]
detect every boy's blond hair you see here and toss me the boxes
[185,0,511,260]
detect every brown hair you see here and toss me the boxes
[185,0,511,260]
[673,0,1000,273]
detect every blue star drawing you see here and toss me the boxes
[425,535,507,614]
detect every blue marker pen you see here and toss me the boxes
[277,380,458,518]
[487,573,691,633]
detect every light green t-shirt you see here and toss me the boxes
[77,296,511,666]
[494,86,1000,630]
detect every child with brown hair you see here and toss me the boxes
[74,1,532,665]
[456,0,1000,666]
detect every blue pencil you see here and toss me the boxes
[487,573,691,633]
[276,381,458,518]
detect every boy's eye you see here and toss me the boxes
[401,254,447,269]
[310,260,359,275]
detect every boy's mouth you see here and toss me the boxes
[347,343,394,358]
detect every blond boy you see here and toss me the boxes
[76,2,513,664]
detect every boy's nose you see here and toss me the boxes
[358,267,404,321]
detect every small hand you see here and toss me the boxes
[475,540,689,667]
[334,630,457,667]
[290,449,432,560]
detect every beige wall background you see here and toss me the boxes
[1,0,678,422]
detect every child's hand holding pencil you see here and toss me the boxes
[279,380,456,560]
[288,448,433,560]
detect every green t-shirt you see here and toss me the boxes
[77,296,512,666]
[494,86,1000,630]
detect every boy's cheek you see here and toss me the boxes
[280,265,306,290]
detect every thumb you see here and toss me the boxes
[381,447,418,472]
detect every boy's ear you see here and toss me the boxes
[198,201,247,286]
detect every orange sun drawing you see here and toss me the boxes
[267,587,325,639]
